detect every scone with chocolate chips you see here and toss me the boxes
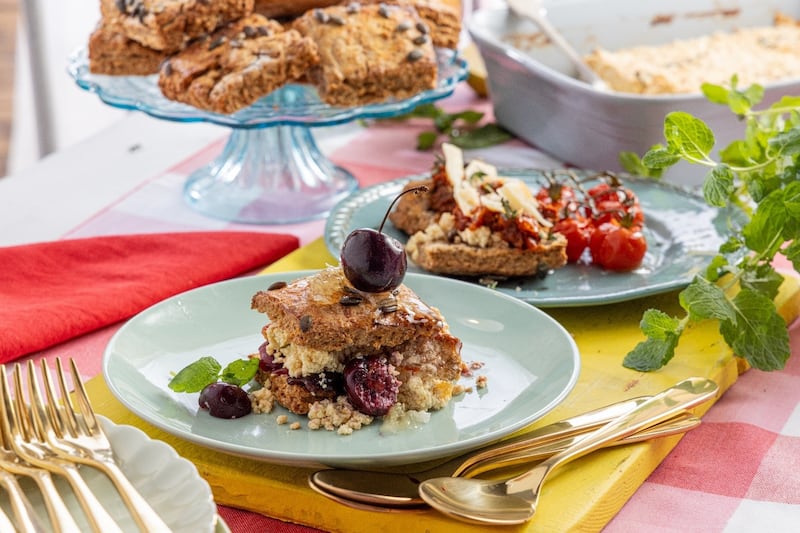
[100,0,254,53]
[293,2,438,106]
[158,14,319,113]
[88,24,168,75]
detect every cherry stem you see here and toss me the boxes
[378,185,429,233]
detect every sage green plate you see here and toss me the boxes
[103,271,579,468]
[325,171,741,307]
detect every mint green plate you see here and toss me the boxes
[103,271,579,468]
[325,171,741,307]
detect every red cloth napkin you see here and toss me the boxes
[0,232,299,363]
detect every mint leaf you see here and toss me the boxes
[768,128,800,156]
[702,165,735,207]
[783,239,800,272]
[740,263,784,300]
[701,83,729,105]
[719,140,758,167]
[783,181,800,219]
[169,356,222,393]
[623,310,683,371]
[743,191,786,254]
[679,278,736,322]
[220,358,260,387]
[719,289,790,370]
[704,255,729,281]
[623,336,680,371]
[390,104,511,150]
[449,124,513,150]
[641,146,681,169]
[638,309,681,339]
[663,112,715,162]
[417,131,438,150]
[449,110,484,125]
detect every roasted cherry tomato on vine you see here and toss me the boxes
[553,217,592,263]
[536,183,580,219]
[592,199,645,226]
[586,183,644,226]
[588,221,647,272]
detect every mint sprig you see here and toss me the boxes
[377,103,513,150]
[621,78,800,372]
[168,356,259,393]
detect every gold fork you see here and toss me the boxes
[0,501,20,533]
[0,364,123,533]
[0,406,80,533]
[0,466,48,533]
[32,358,171,533]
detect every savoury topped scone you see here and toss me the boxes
[390,144,568,278]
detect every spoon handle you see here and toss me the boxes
[506,0,606,88]
[449,396,650,476]
[459,412,700,478]
[505,377,718,495]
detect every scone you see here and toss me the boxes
[251,267,462,432]
[292,2,438,106]
[158,14,319,113]
[253,0,340,19]
[390,143,568,277]
[88,24,168,75]
[361,0,462,49]
[99,0,254,53]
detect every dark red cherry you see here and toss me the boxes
[340,185,428,293]
[343,355,399,416]
[199,382,252,419]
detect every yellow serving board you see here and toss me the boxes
[87,238,800,532]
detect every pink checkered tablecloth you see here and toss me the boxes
[9,84,800,532]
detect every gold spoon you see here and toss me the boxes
[310,413,699,511]
[311,396,650,508]
[418,377,718,525]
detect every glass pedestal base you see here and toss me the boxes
[183,125,358,224]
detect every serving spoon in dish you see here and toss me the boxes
[418,377,718,525]
[310,412,699,511]
[506,0,608,90]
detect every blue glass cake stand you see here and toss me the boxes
[68,48,467,224]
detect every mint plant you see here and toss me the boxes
[621,78,800,372]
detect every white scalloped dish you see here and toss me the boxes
[9,417,218,533]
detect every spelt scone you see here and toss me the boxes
[254,0,340,19]
[361,0,462,49]
[88,24,167,75]
[390,143,568,277]
[250,267,462,430]
[585,13,800,94]
[100,0,255,53]
[293,2,438,106]
[158,14,319,113]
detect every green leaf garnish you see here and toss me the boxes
[376,104,511,151]
[168,355,259,392]
[168,356,222,393]
[623,80,800,372]
[220,358,260,387]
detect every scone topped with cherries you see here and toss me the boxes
[251,266,462,434]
